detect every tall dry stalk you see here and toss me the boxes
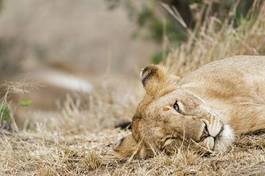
[164,2,265,77]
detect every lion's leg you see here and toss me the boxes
[229,106,265,134]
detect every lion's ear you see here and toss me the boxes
[114,134,139,159]
[140,65,168,96]
[114,134,150,159]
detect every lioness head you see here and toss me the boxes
[114,65,210,159]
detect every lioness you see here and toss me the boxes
[114,55,265,159]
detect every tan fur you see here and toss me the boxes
[114,56,265,159]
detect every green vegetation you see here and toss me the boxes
[0,102,11,123]
[18,99,32,107]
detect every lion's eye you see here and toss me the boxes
[173,101,181,113]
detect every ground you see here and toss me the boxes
[1,118,265,175]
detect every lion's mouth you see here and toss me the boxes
[199,121,224,142]
[198,120,226,151]
[161,120,226,152]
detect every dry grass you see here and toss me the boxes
[1,128,265,175]
[165,3,265,77]
[2,2,265,176]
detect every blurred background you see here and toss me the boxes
[0,0,259,79]
[0,0,158,79]
[0,0,263,131]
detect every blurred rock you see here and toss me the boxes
[0,0,157,77]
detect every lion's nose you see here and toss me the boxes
[199,124,211,142]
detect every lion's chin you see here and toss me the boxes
[213,124,235,152]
